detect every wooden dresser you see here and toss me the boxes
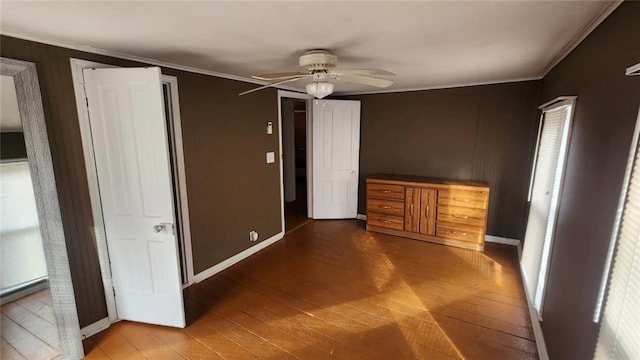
[366,175,490,251]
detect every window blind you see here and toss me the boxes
[0,161,41,233]
[594,138,640,358]
[521,104,572,317]
[0,161,48,292]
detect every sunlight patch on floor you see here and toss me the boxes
[451,247,504,286]
[351,233,466,358]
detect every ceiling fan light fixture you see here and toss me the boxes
[306,81,334,99]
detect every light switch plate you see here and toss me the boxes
[266,151,275,163]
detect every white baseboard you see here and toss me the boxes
[80,317,110,339]
[485,234,520,247]
[520,264,550,360]
[356,214,367,221]
[193,231,285,283]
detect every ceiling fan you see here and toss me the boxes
[239,49,395,98]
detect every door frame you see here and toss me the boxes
[277,90,314,231]
[2,57,84,358]
[69,58,194,326]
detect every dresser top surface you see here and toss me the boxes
[367,174,489,189]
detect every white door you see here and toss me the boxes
[83,67,185,327]
[521,103,573,317]
[312,100,361,219]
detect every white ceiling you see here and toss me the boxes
[0,1,616,94]
[1,75,23,132]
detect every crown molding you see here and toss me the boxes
[0,31,304,92]
[3,0,621,98]
[336,76,542,96]
[541,0,622,77]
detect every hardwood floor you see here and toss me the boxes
[84,220,537,359]
[1,289,60,360]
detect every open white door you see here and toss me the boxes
[83,67,185,327]
[312,100,361,219]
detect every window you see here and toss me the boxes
[0,161,47,295]
[594,107,640,359]
[521,97,575,318]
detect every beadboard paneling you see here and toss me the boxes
[1,35,281,327]
[537,2,640,359]
[346,80,541,240]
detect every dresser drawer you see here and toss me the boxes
[367,198,405,216]
[437,206,486,227]
[438,189,489,209]
[367,214,404,231]
[367,183,405,200]
[436,223,484,243]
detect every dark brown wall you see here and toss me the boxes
[538,2,640,359]
[1,132,27,160]
[346,81,541,239]
[166,69,281,272]
[1,35,281,327]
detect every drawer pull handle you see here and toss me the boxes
[379,205,392,209]
[381,219,391,224]
[448,230,468,236]
[425,205,429,218]
[379,190,392,194]
[453,198,471,202]
[453,215,469,219]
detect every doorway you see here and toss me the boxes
[70,59,190,331]
[1,76,60,360]
[1,58,83,359]
[282,98,310,232]
[520,97,576,318]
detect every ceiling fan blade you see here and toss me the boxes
[252,72,308,81]
[335,73,394,88]
[332,69,396,76]
[239,76,308,96]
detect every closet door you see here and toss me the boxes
[84,67,185,327]
[312,100,361,218]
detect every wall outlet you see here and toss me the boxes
[249,231,259,242]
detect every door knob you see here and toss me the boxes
[153,223,174,234]
[351,171,357,176]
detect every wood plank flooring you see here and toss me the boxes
[1,289,60,360]
[84,220,537,359]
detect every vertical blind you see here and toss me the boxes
[594,134,640,358]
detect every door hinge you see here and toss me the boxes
[110,279,116,298]
[81,83,90,108]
